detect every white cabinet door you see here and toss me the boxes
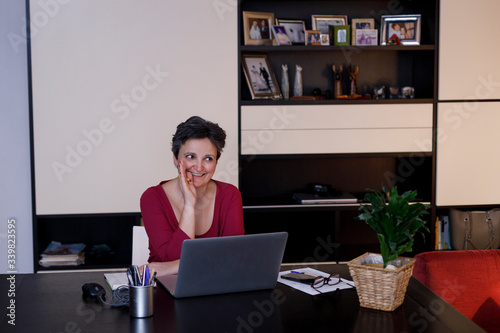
[241,104,433,155]
[439,0,500,100]
[436,101,500,205]
[31,0,238,214]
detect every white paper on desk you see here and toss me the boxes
[278,267,354,295]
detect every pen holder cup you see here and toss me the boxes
[129,284,154,318]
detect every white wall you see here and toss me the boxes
[0,1,34,273]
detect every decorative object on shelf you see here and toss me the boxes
[311,14,348,34]
[322,89,332,100]
[355,29,378,46]
[373,86,386,99]
[449,208,500,250]
[386,36,401,45]
[293,65,303,97]
[332,65,344,98]
[305,30,321,45]
[389,86,399,99]
[333,25,351,46]
[275,19,306,44]
[380,14,421,46]
[242,11,275,46]
[348,65,361,98]
[241,53,282,100]
[312,88,322,97]
[351,18,375,45]
[401,86,415,99]
[349,186,429,311]
[272,26,292,45]
[281,64,289,100]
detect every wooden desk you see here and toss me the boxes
[0,264,485,332]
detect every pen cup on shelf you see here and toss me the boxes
[129,284,154,318]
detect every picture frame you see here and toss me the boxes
[305,30,321,46]
[356,29,378,46]
[380,14,421,45]
[272,26,292,45]
[275,19,306,44]
[311,15,348,34]
[241,53,282,100]
[320,34,330,46]
[351,18,375,46]
[333,25,350,46]
[243,11,274,46]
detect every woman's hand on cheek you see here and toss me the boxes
[178,160,196,206]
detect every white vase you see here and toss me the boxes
[293,65,303,97]
[281,64,289,100]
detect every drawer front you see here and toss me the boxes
[241,104,433,155]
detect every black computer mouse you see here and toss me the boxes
[82,282,106,299]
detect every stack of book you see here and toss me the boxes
[39,241,85,267]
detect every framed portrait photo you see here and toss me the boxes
[243,11,274,45]
[356,29,378,46]
[241,54,282,100]
[333,25,350,46]
[275,19,306,44]
[351,18,375,45]
[312,15,348,34]
[272,26,292,45]
[380,14,421,45]
[320,34,330,46]
[305,30,321,46]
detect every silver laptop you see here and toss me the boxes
[156,232,288,298]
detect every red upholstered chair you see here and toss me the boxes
[413,250,500,333]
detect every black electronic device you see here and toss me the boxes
[281,272,318,285]
[82,282,106,299]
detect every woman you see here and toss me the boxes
[140,116,245,275]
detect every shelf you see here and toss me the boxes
[240,98,435,106]
[240,45,435,52]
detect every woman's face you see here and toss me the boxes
[174,138,218,187]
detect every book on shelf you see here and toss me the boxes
[39,241,85,267]
[434,216,451,250]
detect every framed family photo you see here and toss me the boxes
[351,18,375,45]
[305,30,321,45]
[243,11,275,45]
[333,25,350,46]
[356,29,378,46]
[380,14,421,45]
[311,15,348,34]
[241,54,282,100]
[272,26,292,45]
[275,19,306,44]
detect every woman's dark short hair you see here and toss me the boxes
[172,116,226,160]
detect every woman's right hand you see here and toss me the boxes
[177,160,196,207]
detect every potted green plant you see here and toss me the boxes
[347,186,430,311]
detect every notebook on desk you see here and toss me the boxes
[156,232,288,298]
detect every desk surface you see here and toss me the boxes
[0,264,484,333]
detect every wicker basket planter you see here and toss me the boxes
[347,252,416,312]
